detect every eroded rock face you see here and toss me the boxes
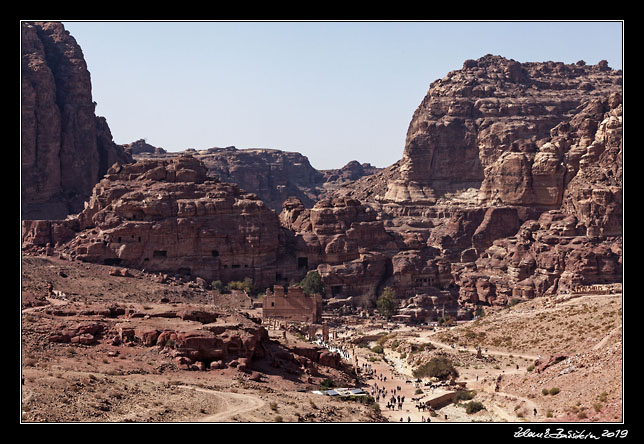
[310,55,621,316]
[278,196,399,304]
[21,22,132,220]
[453,210,622,306]
[392,55,622,207]
[22,156,281,288]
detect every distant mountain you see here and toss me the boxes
[130,146,381,212]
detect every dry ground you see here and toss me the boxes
[20,255,384,423]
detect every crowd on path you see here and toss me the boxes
[356,356,440,423]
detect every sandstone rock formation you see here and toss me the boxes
[318,55,622,317]
[390,55,622,207]
[22,155,282,289]
[21,21,132,220]
[121,139,167,155]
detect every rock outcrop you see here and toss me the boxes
[21,21,132,220]
[22,156,282,289]
[121,139,167,155]
[387,55,622,207]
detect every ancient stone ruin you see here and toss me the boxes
[262,285,322,324]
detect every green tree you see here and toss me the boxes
[300,271,324,295]
[376,287,398,319]
[228,278,253,293]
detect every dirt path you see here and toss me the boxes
[22,297,68,314]
[350,328,545,422]
[592,325,622,351]
[177,385,266,422]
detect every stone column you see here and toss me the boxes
[309,324,316,340]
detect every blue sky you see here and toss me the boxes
[61,21,623,170]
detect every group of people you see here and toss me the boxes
[414,401,435,413]
[386,393,406,411]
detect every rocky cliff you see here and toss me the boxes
[22,156,282,289]
[323,55,622,316]
[21,21,132,220]
[387,55,621,207]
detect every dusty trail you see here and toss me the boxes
[22,297,68,313]
[351,328,544,422]
[177,385,266,422]
[422,337,540,361]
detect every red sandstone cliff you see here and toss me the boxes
[132,146,380,212]
[22,156,282,289]
[21,21,132,220]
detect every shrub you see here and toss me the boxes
[371,345,384,354]
[211,280,226,292]
[228,278,253,293]
[549,387,561,396]
[319,378,335,390]
[438,316,455,327]
[412,357,459,381]
[454,390,476,403]
[465,401,485,414]
[508,298,523,307]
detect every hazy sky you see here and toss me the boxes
[61,21,623,170]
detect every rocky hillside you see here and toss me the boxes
[326,55,622,313]
[21,21,132,220]
[22,155,283,289]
